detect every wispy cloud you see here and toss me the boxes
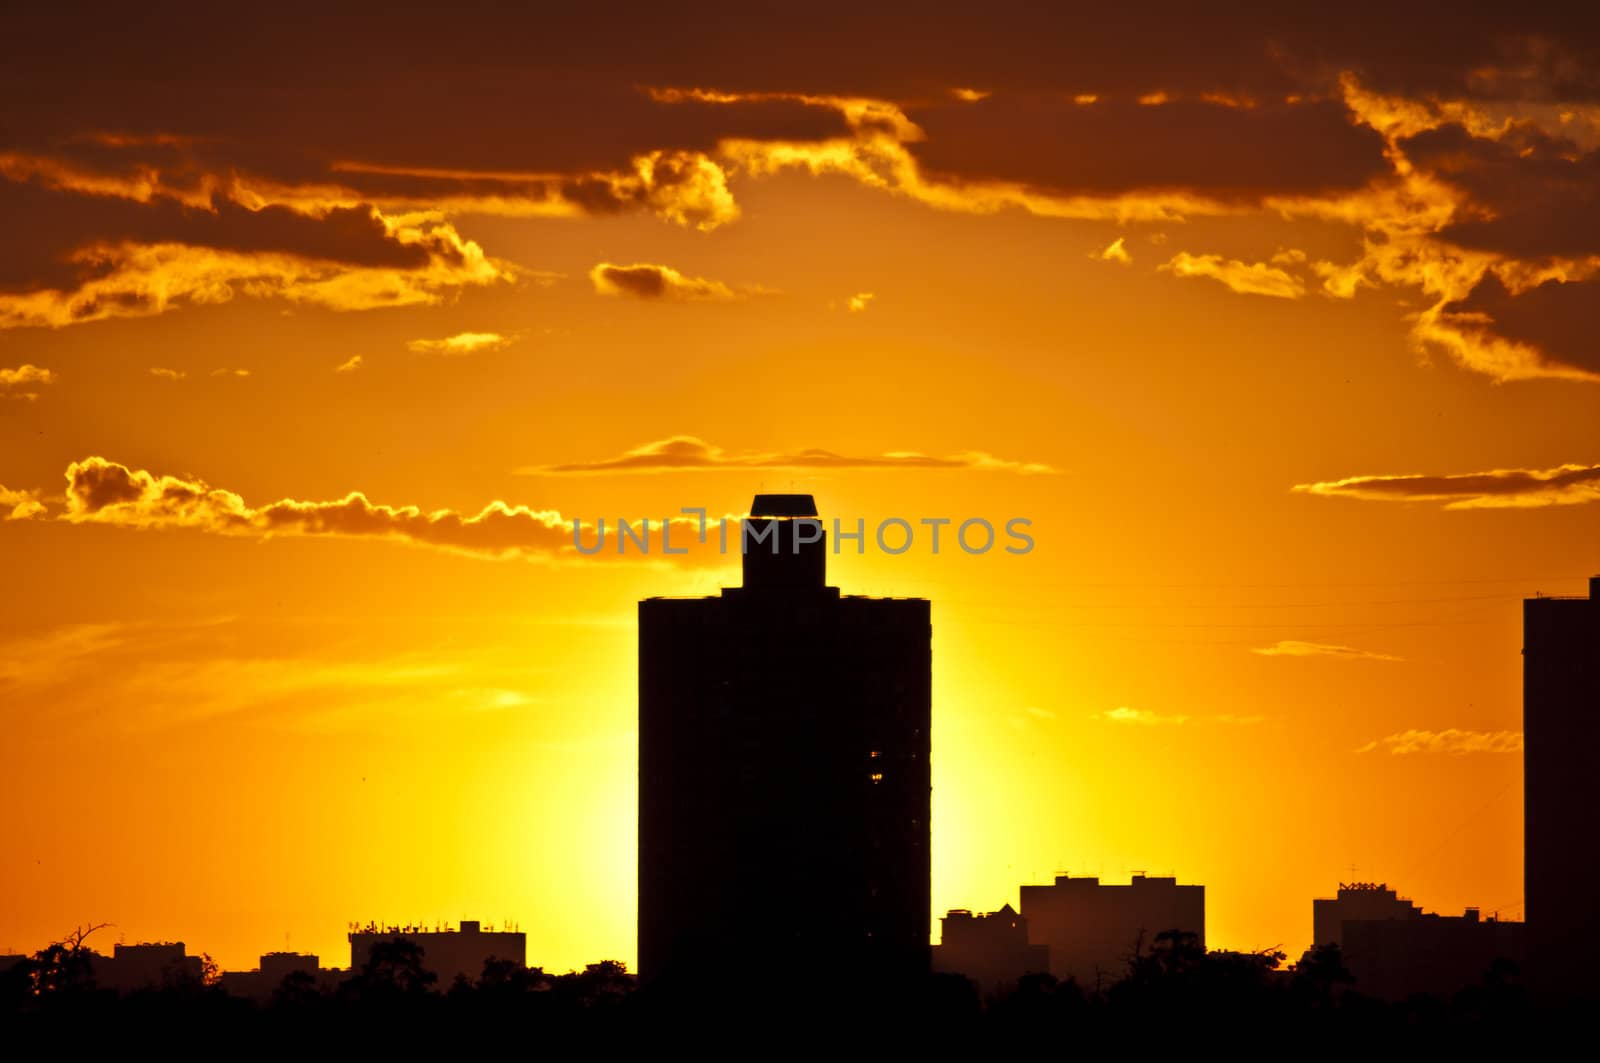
[1092,237,1132,265]
[1253,640,1402,661]
[518,435,1060,475]
[589,262,742,301]
[406,331,514,355]
[1160,252,1305,298]
[336,355,364,373]
[1100,705,1189,725]
[847,291,875,312]
[149,367,187,380]
[0,217,515,330]
[210,367,250,378]
[1356,729,1523,755]
[1293,464,1600,509]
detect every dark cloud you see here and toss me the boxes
[588,264,739,301]
[907,96,1390,198]
[1442,272,1600,375]
[7,4,1597,149]
[1405,123,1600,259]
[0,178,432,293]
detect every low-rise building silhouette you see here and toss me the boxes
[1340,908,1526,1001]
[932,904,1049,995]
[91,942,203,992]
[1020,873,1204,986]
[348,921,523,987]
[220,951,344,1001]
[1312,882,1423,948]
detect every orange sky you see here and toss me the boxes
[2,5,1597,972]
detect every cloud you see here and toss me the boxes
[1269,75,1600,384]
[149,367,186,380]
[211,367,249,377]
[1160,252,1306,298]
[0,456,752,567]
[0,364,54,389]
[1293,463,1600,509]
[1403,122,1600,260]
[50,456,576,561]
[1438,272,1600,379]
[904,95,1391,201]
[520,435,1060,475]
[1092,237,1132,265]
[2,10,1595,387]
[406,331,514,355]
[1099,705,1188,725]
[0,223,514,329]
[1355,729,1523,755]
[847,292,875,312]
[335,355,363,373]
[1252,640,1402,661]
[588,262,741,301]
[1,484,46,520]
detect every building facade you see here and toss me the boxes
[638,494,932,985]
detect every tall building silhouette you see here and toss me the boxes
[1524,575,1600,997]
[638,494,931,986]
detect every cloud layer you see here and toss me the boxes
[55,456,574,561]
[520,435,1059,475]
[1252,640,1401,661]
[1294,463,1600,508]
[1356,729,1523,755]
[0,8,1594,383]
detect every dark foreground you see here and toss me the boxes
[3,934,1581,1047]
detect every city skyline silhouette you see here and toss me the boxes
[3,4,1596,1032]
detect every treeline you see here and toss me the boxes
[0,930,1562,1044]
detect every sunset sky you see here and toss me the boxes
[3,5,1597,972]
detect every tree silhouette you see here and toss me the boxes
[341,938,436,1002]
[1289,942,1356,1008]
[26,923,111,998]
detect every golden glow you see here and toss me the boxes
[3,43,1584,976]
